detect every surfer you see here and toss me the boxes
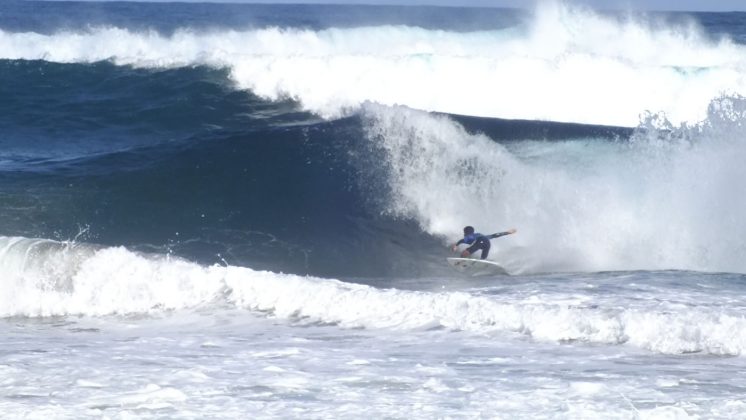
[450,226,516,259]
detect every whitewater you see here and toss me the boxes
[3,1,746,418]
[4,237,746,418]
[3,2,746,126]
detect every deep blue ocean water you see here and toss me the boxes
[2,1,746,418]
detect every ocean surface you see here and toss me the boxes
[2,0,746,418]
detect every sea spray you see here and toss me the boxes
[361,96,746,273]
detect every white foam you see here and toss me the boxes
[0,237,227,317]
[95,384,187,410]
[639,406,696,420]
[3,2,746,125]
[1,236,746,357]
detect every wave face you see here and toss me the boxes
[0,59,447,277]
[2,2,746,276]
[2,2,746,126]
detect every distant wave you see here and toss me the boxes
[2,2,746,126]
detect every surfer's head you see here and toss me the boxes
[463,226,474,236]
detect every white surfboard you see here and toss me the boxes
[447,257,508,276]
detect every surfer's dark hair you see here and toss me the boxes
[463,226,474,235]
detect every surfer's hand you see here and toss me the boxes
[507,228,517,234]
[451,244,458,252]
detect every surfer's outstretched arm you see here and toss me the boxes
[488,228,517,239]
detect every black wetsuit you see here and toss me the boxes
[456,232,512,260]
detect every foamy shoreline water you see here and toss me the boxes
[4,269,746,419]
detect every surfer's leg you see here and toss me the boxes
[479,239,491,259]
[466,242,480,257]
[469,237,490,259]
